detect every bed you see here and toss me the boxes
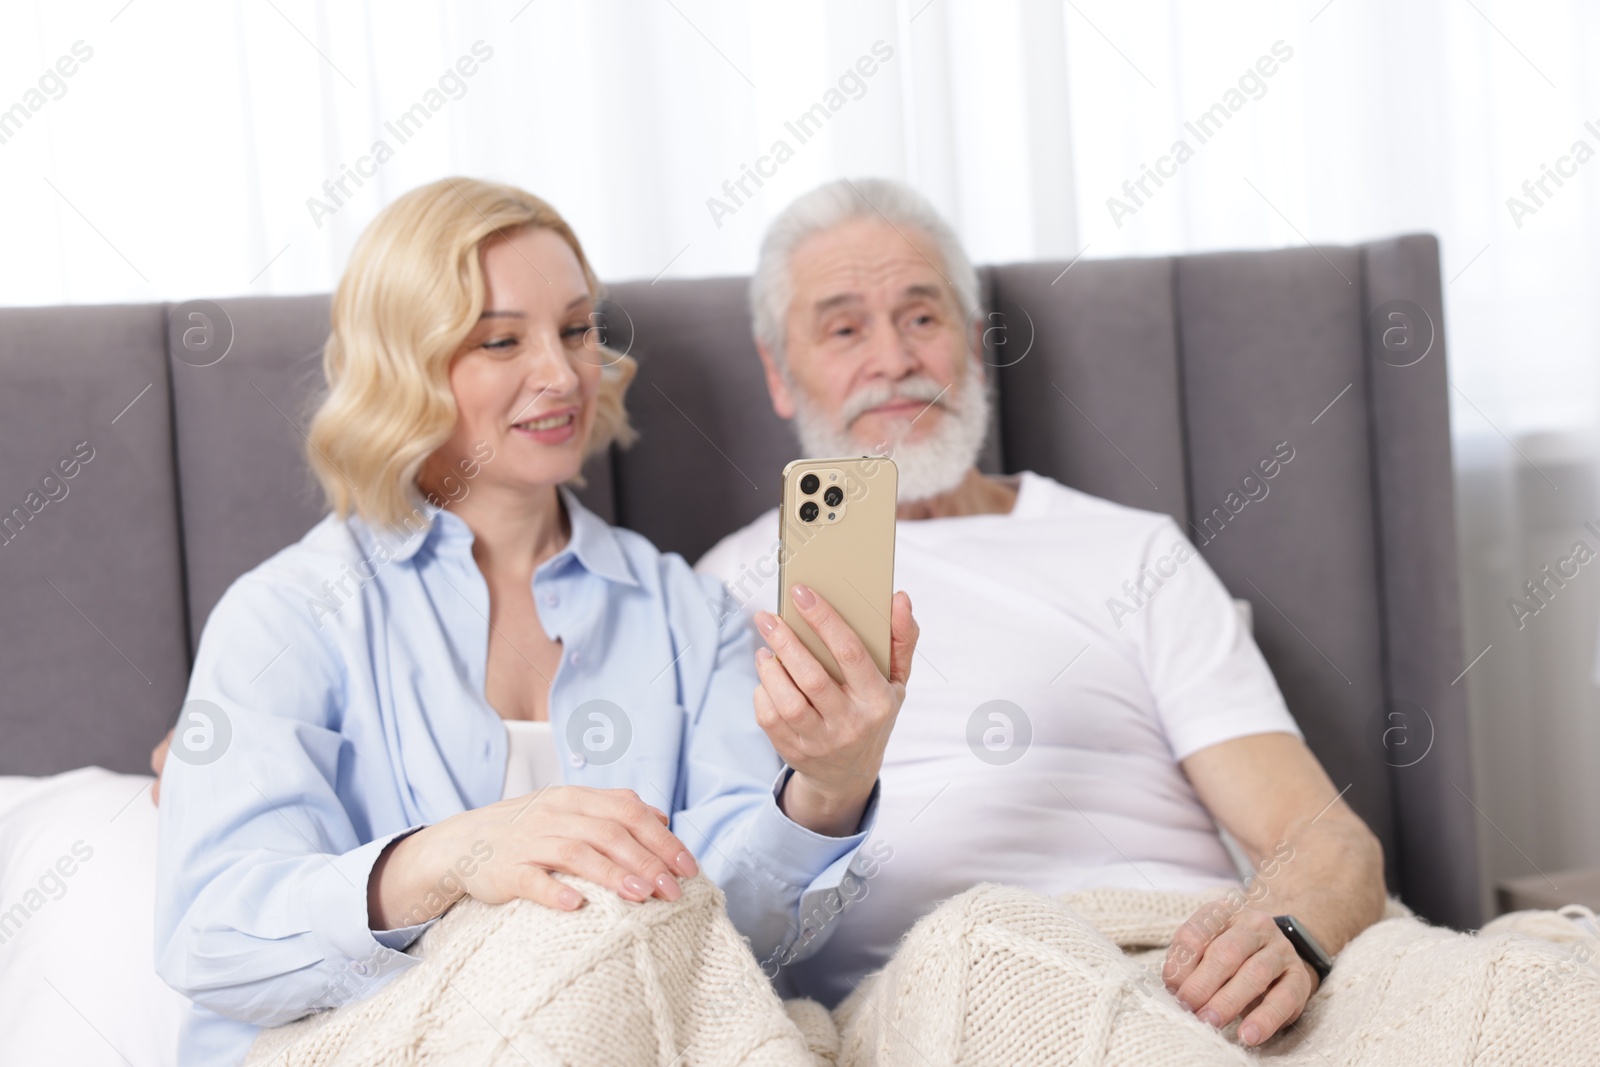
[0,235,1479,1062]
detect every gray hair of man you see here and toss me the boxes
[749,178,982,365]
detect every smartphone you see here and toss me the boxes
[777,456,898,683]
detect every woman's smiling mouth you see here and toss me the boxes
[511,407,578,444]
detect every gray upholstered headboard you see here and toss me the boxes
[0,235,1480,927]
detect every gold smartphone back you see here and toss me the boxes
[777,456,898,682]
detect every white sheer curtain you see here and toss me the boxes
[6,0,1598,901]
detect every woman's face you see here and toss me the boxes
[425,226,604,503]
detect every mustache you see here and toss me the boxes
[839,376,953,428]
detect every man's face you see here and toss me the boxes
[766,217,976,452]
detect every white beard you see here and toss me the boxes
[788,358,990,503]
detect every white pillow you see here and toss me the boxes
[0,767,184,1067]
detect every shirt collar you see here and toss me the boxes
[351,487,638,586]
[552,486,639,587]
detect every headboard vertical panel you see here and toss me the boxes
[1361,234,1480,928]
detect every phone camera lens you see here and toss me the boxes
[800,473,820,495]
[799,501,819,522]
[823,485,844,507]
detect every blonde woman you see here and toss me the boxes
[152,177,917,1064]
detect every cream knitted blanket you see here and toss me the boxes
[835,885,1600,1067]
[244,874,823,1067]
[245,878,1600,1067]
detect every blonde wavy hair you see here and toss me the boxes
[306,177,637,530]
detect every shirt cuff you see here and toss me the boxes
[300,824,432,1006]
[746,767,880,889]
[373,917,436,952]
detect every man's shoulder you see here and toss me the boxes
[690,475,1191,578]
[1013,471,1185,544]
[695,506,781,581]
[694,507,782,621]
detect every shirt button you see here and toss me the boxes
[352,961,371,976]
[569,752,586,768]
[569,651,581,667]
[544,592,559,607]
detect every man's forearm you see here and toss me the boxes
[1245,806,1387,955]
[1170,735,1388,1044]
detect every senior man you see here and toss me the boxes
[696,178,1387,1049]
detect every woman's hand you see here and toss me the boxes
[752,586,917,837]
[368,786,700,930]
[150,727,173,804]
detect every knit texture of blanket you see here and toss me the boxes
[245,877,1600,1067]
[835,885,1600,1067]
[243,874,819,1067]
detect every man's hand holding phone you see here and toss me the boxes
[752,585,917,838]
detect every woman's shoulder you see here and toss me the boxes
[605,523,716,602]
[187,516,369,698]
[593,519,755,708]
[561,489,707,600]
[230,513,370,595]
[600,512,718,575]
[200,513,378,646]
[587,517,734,649]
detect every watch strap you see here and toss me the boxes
[1274,914,1333,981]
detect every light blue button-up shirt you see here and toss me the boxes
[154,487,874,1065]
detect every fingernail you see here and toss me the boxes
[755,611,777,634]
[655,872,681,900]
[558,888,583,910]
[791,583,815,608]
[1199,1009,1221,1029]
[1239,1023,1261,1046]
[1176,998,1194,1013]
[756,647,773,662]
[622,875,650,899]
[676,851,699,877]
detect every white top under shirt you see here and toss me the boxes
[694,470,1302,1004]
[500,719,561,800]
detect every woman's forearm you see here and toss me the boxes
[367,821,468,931]
[779,771,873,838]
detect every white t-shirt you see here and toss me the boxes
[501,719,561,800]
[694,470,1301,1004]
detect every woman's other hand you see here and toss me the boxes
[149,727,173,804]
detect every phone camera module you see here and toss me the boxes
[822,485,844,507]
[799,501,820,522]
[800,473,820,495]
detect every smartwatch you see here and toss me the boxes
[1274,915,1333,981]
